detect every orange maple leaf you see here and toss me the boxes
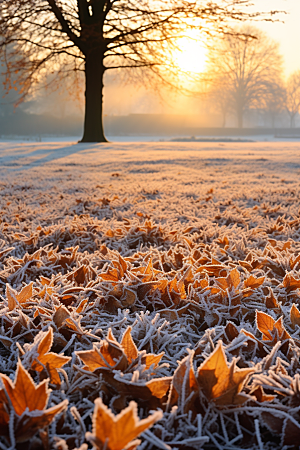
[0,361,68,443]
[76,334,128,372]
[290,304,300,330]
[6,282,34,310]
[23,327,71,386]
[86,398,162,450]
[197,342,254,406]
[169,350,198,414]
[242,275,265,297]
[282,273,300,294]
[76,327,164,373]
[256,311,290,343]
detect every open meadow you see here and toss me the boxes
[1,140,300,449]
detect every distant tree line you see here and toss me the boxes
[205,26,300,129]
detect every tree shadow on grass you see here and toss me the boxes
[0,142,101,171]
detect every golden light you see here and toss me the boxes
[172,31,208,75]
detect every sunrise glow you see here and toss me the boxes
[173,31,208,75]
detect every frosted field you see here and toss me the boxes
[1,141,300,450]
[0,140,299,231]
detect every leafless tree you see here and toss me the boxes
[285,71,300,128]
[206,26,283,128]
[0,2,280,141]
[205,74,232,127]
[263,81,286,128]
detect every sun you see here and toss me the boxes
[173,31,208,75]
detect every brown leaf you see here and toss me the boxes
[224,322,239,342]
[31,328,70,385]
[251,386,276,402]
[256,311,290,343]
[244,275,265,290]
[142,352,164,370]
[99,371,172,406]
[240,329,267,357]
[282,273,300,293]
[1,362,49,415]
[6,282,34,310]
[77,327,164,376]
[86,398,162,450]
[76,339,128,372]
[0,361,68,442]
[265,288,280,310]
[228,268,241,289]
[121,288,137,307]
[14,401,68,443]
[120,327,138,364]
[282,417,300,446]
[197,342,254,406]
[256,311,275,341]
[290,303,300,330]
[169,351,198,413]
[53,305,70,328]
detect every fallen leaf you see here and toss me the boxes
[256,311,290,343]
[169,351,198,414]
[76,339,128,372]
[86,398,162,450]
[290,304,300,329]
[6,282,34,310]
[27,328,71,385]
[197,342,254,406]
[0,361,68,442]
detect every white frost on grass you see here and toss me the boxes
[0,141,300,449]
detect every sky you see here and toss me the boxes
[252,0,300,77]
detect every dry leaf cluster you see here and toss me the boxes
[0,158,300,450]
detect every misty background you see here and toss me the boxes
[2,12,300,140]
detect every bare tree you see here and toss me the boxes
[0,1,280,142]
[285,71,300,128]
[206,27,283,128]
[205,74,232,127]
[263,81,286,128]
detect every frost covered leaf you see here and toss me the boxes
[86,398,162,450]
[256,311,276,340]
[0,361,68,442]
[243,275,265,290]
[76,339,127,372]
[120,327,138,363]
[76,327,164,373]
[6,282,34,310]
[243,274,265,297]
[290,304,300,329]
[27,328,71,385]
[282,273,300,293]
[256,311,290,343]
[251,386,276,402]
[53,305,71,328]
[169,351,198,414]
[197,342,254,406]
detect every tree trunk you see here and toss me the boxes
[237,103,244,129]
[222,110,227,128]
[81,51,107,142]
[271,115,275,129]
[237,111,243,128]
[290,114,295,129]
